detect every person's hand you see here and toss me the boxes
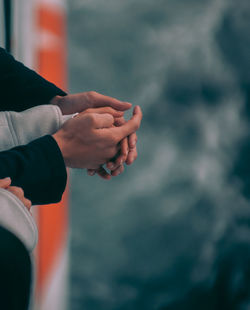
[109,117,138,167]
[0,178,32,211]
[50,91,132,115]
[52,106,142,169]
[77,107,138,179]
[88,120,138,179]
[51,91,139,178]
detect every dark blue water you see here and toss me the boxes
[68,0,250,309]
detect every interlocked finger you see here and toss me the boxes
[111,164,125,177]
[105,106,142,143]
[96,166,112,180]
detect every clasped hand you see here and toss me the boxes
[52,91,142,179]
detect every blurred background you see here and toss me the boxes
[68,0,250,309]
[2,0,250,309]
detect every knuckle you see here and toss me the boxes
[85,113,96,126]
[12,186,24,196]
[131,133,138,142]
[88,91,98,99]
[17,187,24,196]
[106,107,115,114]
[121,148,127,156]
[134,122,140,131]
[111,138,118,146]
[26,199,32,208]
[107,148,117,159]
[122,146,128,156]
[86,91,98,107]
[107,134,117,146]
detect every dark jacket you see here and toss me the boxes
[0,47,67,205]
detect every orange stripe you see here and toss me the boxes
[37,6,65,37]
[35,4,68,297]
[36,5,67,89]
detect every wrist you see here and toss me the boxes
[50,95,63,105]
[50,95,65,114]
[52,132,69,166]
[50,95,78,116]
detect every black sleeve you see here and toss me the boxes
[0,135,67,205]
[0,47,67,112]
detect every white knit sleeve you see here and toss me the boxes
[0,188,38,252]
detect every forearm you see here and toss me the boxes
[0,105,64,151]
[0,48,66,112]
[0,135,67,205]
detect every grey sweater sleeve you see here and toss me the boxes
[0,105,64,150]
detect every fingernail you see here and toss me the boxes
[4,177,11,182]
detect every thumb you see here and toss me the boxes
[91,93,132,111]
[109,105,142,140]
[83,107,124,118]
[0,177,11,189]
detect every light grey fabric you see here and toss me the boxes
[0,188,38,252]
[0,105,64,151]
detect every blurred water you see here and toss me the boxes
[68,0,250,309]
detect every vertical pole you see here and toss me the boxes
[0,2,4,47]
[3,0,11,52]
[10,1,69,308]
[34,1,69,309]
[35,0,68,310]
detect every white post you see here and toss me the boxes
[0,1,5,47]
